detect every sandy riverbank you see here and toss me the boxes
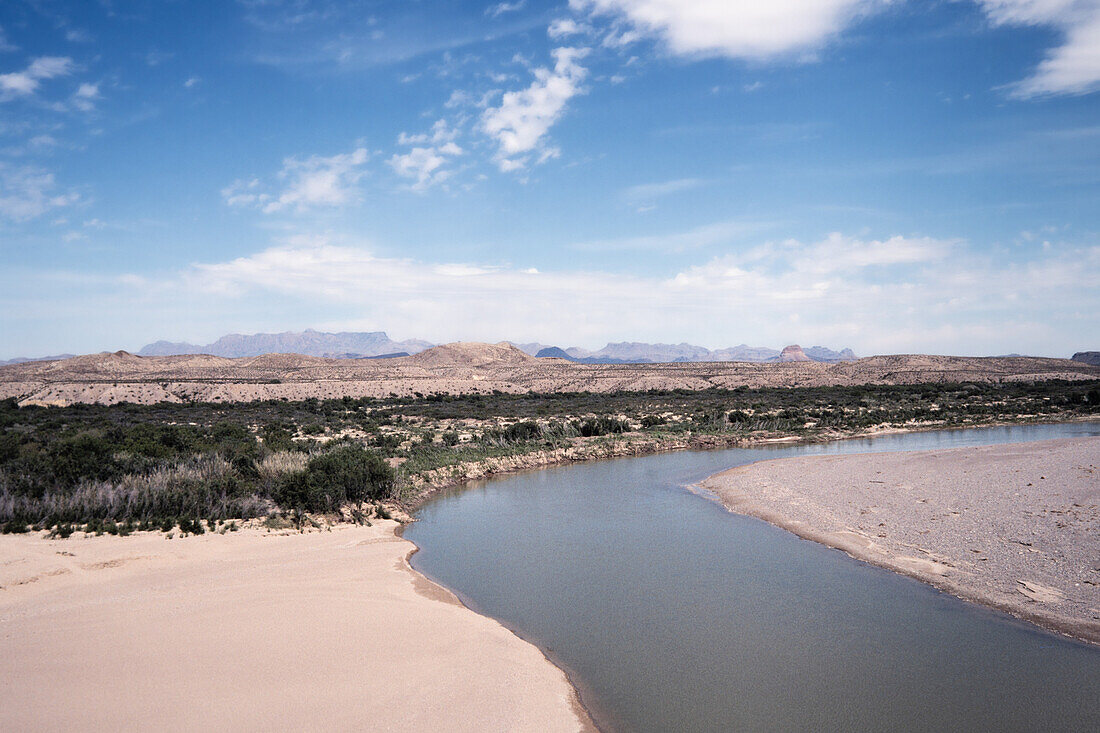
[0,522,593,731]
[700,436,1100,644]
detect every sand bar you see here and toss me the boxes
[700,436,1100,644]
[0,521,592,732]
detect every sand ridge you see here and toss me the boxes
[0,522,593,732]
[700,436,1100,644]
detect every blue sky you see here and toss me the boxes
[1,0,1098,358]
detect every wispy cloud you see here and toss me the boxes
[0,56,74,100]
[621,177,706,206]
[0,162,80,221]
[572,219,767,252]
[978,0,1100,97]
[548,18,591,39]
[223,147,371,213]
[71,82,100,112]
[65,28,93,44]
[0,24,18,52]
[487,1,527,18]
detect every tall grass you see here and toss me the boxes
[0,453,274,526]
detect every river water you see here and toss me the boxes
[405,423,1100,732]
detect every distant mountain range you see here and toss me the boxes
[528,342,856,364]
[2,332,1097,369]
[3,331,862,365]
[0,354,76,367]
[130,330,860,363]
[137,330,433,359]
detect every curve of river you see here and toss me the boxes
[405,423,1100,732]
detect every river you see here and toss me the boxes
[405,423,1100,732]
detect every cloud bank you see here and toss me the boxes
[86,230,1092,355]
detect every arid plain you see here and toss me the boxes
[2,342,1098,407]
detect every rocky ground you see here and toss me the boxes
[701,437,1100,644]
[2,342,1097,407]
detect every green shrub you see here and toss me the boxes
[503,421,541,442]
[261,424,298,453]
[275,444,395,513]
[573,416,630,437]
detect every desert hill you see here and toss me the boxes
[1,344,1097,407]
[1072,351,1100,366]
[407,342,536,368]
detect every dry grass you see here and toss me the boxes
[0,453,273,525]
[257,451,308,481]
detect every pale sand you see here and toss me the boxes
[0,522,592,732]
[700,436,1100,644]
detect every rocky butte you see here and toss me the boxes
[776,344,812,362]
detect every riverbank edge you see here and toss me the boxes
[396,415,1100,513]
[399,536,608,733]
[696,438,1100,647]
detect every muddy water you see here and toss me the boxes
[406,423,1100,732]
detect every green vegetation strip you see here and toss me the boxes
[1,380,1097,534]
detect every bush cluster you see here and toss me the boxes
[0,407,395,531]
[274,443,394,513]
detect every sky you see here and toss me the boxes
[1,0,1098,359]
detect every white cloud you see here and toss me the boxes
[978,0,1081,25]
[0,163,80,221]
[160,230,1098,355]
[978,0,1100,97]
[487,1,527,18]
[734,232,955,275]
[184,76,200,88]
[71,82,100,111]
[570,0,879,60]
[0,56,74,99]
[224,147,371,213]
[548,18,590,38]
[390,120,463,191]
[389,143,463,191]
[482,47,589,170]
[221,178,268,208]
[569,1,1100,96]
[397,118,457,146]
